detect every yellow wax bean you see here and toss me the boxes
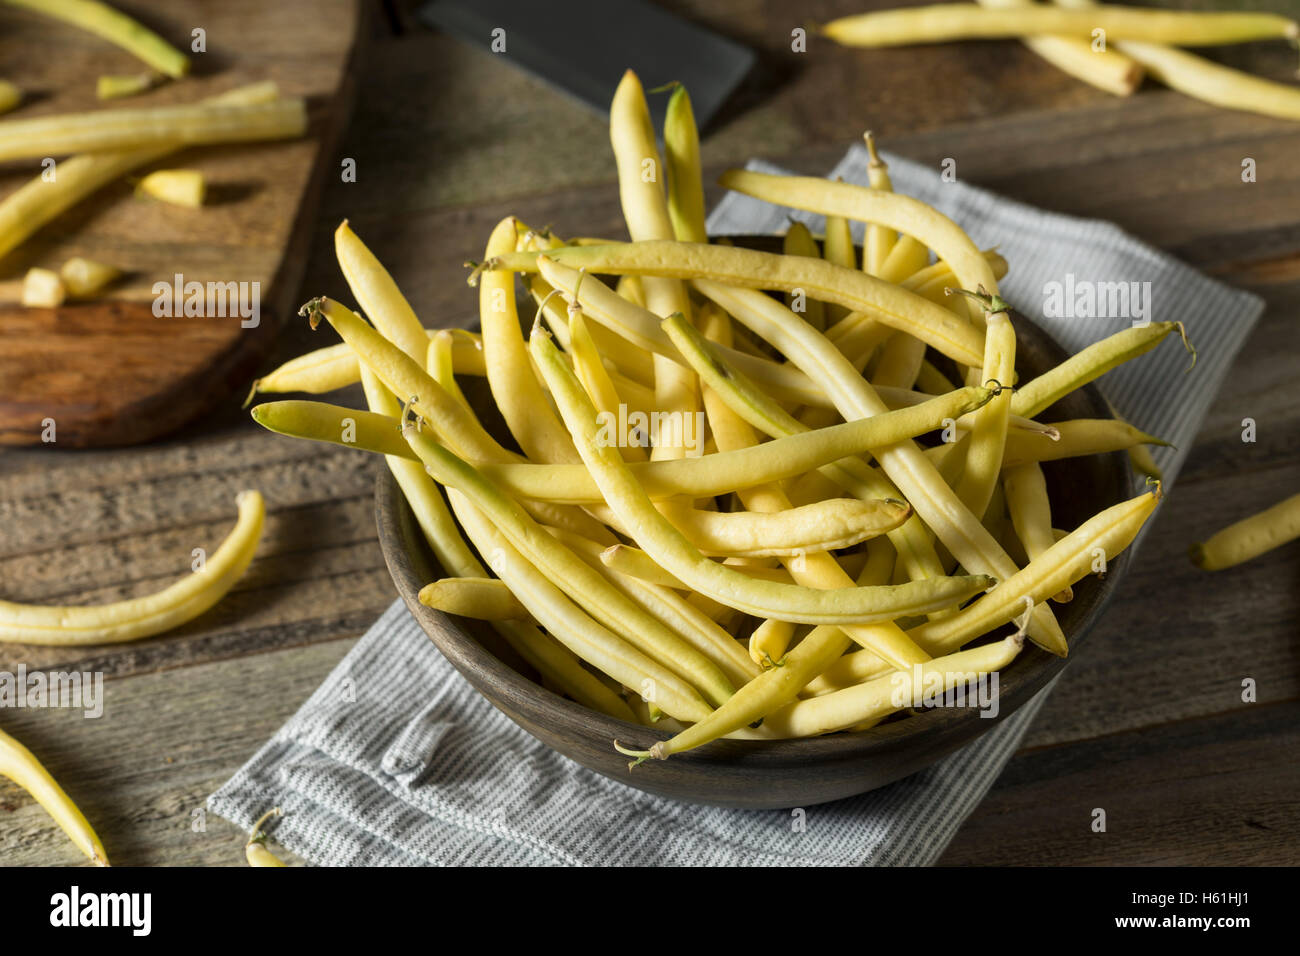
[1004,462,1073,603]
[663,84,708,244]
[717,170,1000,326]
[244,808,287,867]
[976,0,1144,97]
[817,5,1297,49]
[1191,492,1300,571]
[1053,0,1300,120]
[783,220,827,330]
[493,241,987,366]
[0,99,306,161]
[250,386,991,506]
[5,0,189,77]
[0,492,263,645]
[419,577,531,620]
[1011,322,1191,419]
[1,726,108,865]
[762,634,1024,738]
[249,330,485,399]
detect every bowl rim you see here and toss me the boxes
[374,311,1134,765]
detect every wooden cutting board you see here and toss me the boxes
[0,0,365,446]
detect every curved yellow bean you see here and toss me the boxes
[0,491,263,645]
[0,726,108,865]
[610,70,698,457]
[676,497,910,558]
[5,0,189,77]
[997,418,1166,466]
[335,221,429,360]
[244,808,287,867]
[1099,35,1300,120]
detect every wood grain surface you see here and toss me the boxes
[0,0,1297,865]
[0,0,366,446]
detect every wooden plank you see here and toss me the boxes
[938,700,1300,866]
[0,637,351,866]
[0,438,393,677]
[0,0,366,446]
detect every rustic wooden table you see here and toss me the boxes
[2,0,1297,866]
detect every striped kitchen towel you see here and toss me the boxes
[209,146,1263,866]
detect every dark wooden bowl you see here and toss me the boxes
[375,292,1131,809]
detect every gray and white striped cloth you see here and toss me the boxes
[209,147,1263,866]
